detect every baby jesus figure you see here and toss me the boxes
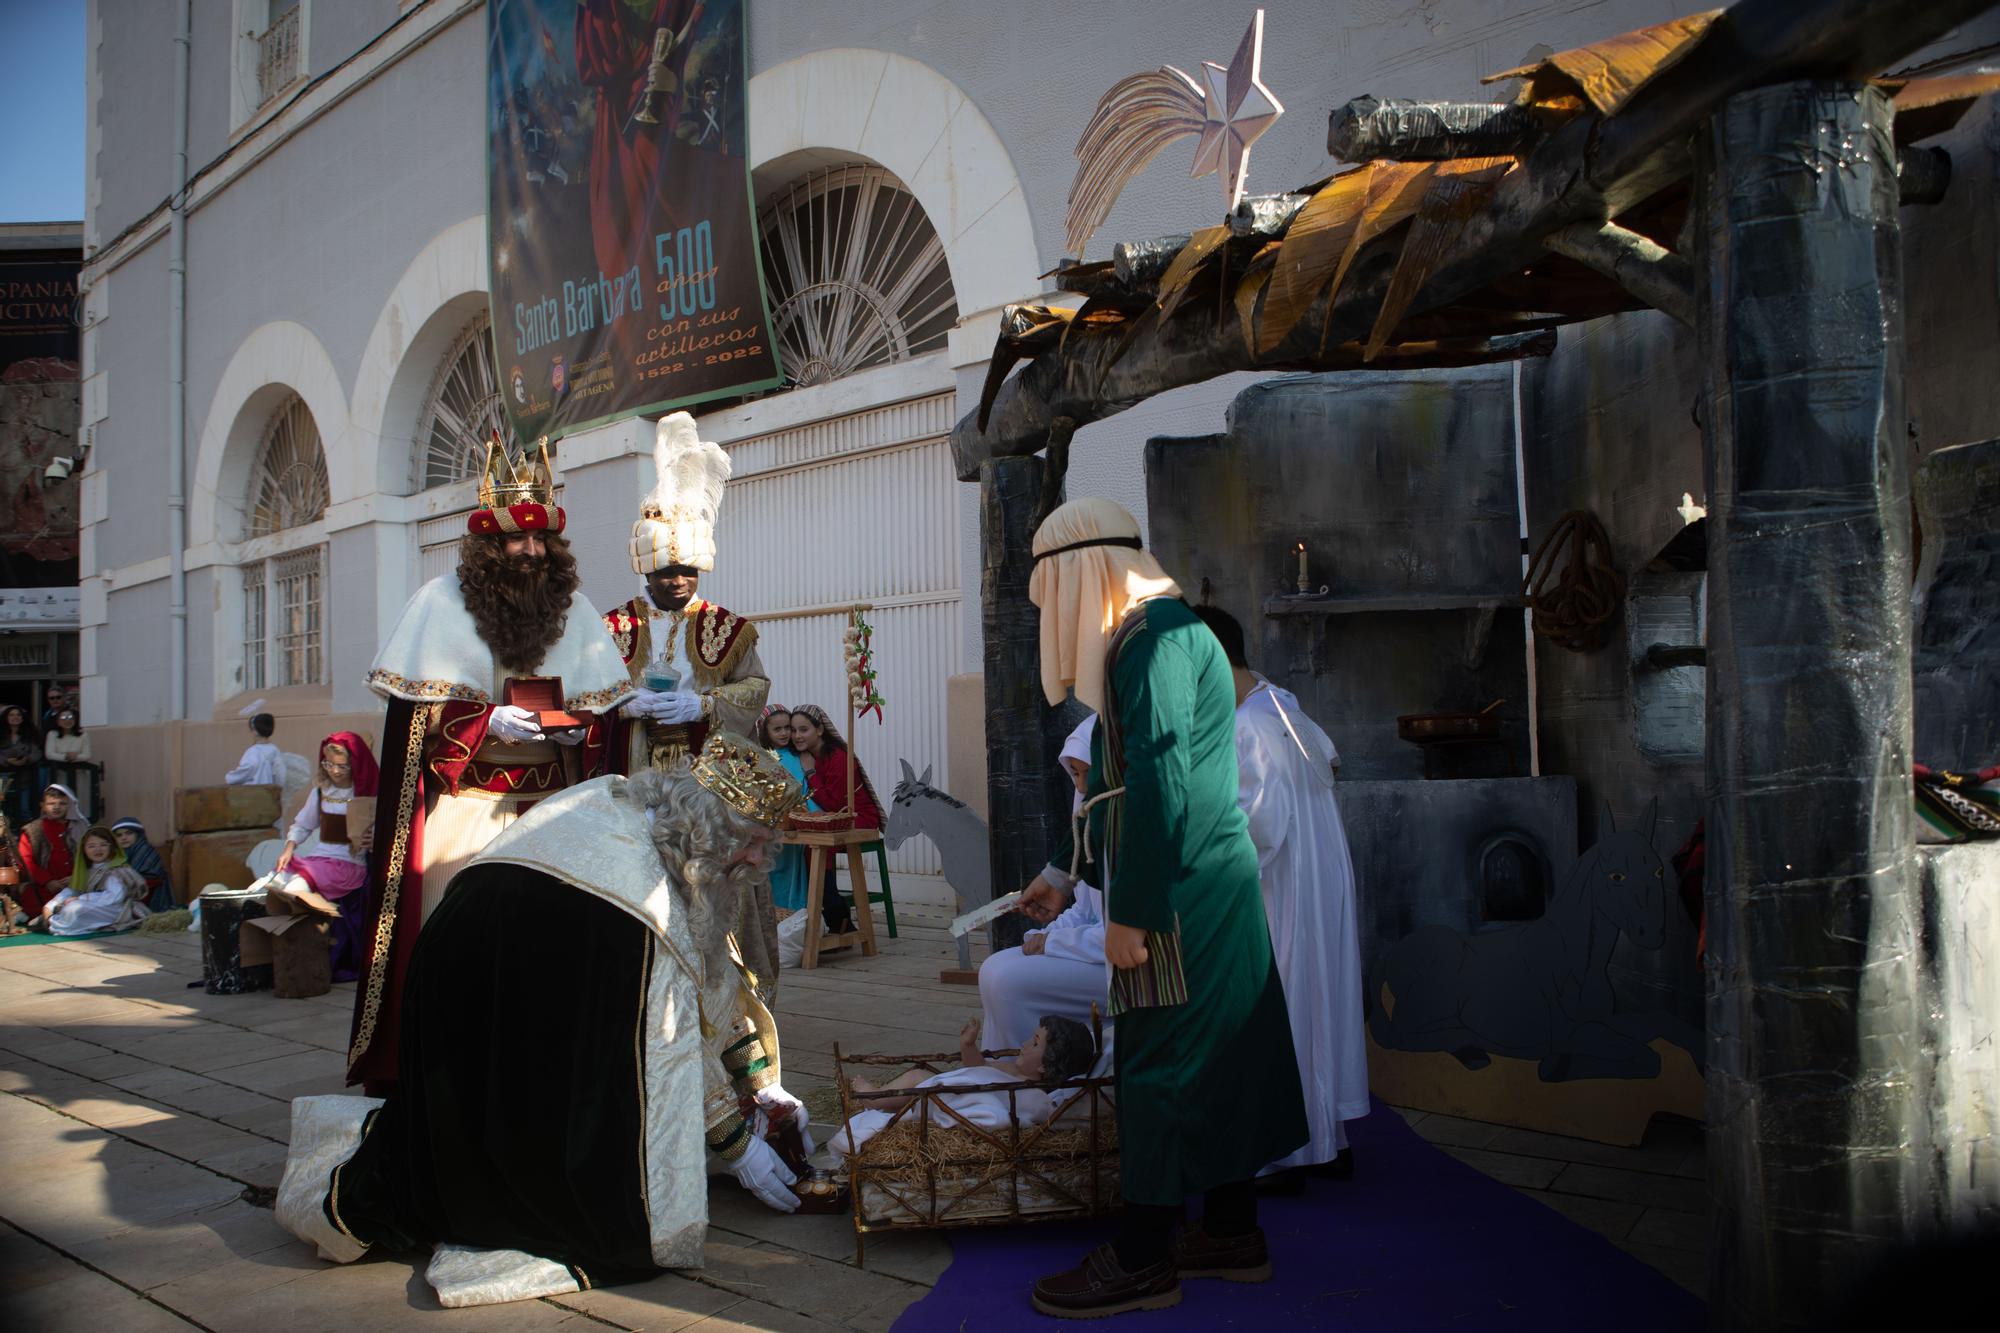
[833,1014,1096,1155]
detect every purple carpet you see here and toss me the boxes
[889,1101,1704,1331]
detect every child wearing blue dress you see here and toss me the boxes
[757,706,816,911]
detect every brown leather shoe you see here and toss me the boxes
[1171,1224,1272,1282]
[1031,1244,1181,1318]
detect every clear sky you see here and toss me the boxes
[0,0,86,224]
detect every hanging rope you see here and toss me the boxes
[1523,510,1625,652]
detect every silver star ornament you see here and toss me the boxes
[1189,10,1285,211]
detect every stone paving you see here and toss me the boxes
[0,878,1704,1328]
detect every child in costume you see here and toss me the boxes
[831,1014,1096,1155]
[273,733,380,980]
[35,825,150,935]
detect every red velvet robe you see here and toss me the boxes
[574,0,701,282]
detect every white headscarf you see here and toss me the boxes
[1059,714,1097,815]
[1028,498,1181,714]
[42,783,89,845]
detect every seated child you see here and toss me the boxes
[33,825,150,936]
[832,1014,1096,1155]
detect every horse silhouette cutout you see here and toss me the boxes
[885,760,992,971]
[1370,800,1700,1082]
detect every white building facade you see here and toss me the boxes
[79,0,1774,843]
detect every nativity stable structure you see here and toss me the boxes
[953,2,2000,1328]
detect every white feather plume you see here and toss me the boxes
[645,412,730,522]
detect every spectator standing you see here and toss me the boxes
[44,708,89,762]
[1,706,39,823]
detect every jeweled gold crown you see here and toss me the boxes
[477,433,557,510]
[692,732,806,827]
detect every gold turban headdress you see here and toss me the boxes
[631,412,729,574]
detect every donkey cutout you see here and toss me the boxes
[884,760,992,971]
[1370,801,1700,1082]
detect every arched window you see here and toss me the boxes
[248,395,329,534]
[415,315,504,490]
[757,165,957,390]
[240,393,328,688]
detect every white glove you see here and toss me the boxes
[622,687,662,720]
[752,1080,808,1128]
[652,691,705,725]
[486,704,545,744]
[727,1134,800,1213]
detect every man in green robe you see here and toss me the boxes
[1020,498,1306,1318]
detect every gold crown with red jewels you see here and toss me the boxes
[469,432,565,535]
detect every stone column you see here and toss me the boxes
[1698,81,1925,1329]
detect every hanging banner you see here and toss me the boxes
[486,0,782,443]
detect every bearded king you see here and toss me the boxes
[606,412,770,770]
[346,438,634,1094]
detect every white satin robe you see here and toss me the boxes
[1236,681,1370,1168]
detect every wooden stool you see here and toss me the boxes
[784,827,882,969]
[860,839,897,938]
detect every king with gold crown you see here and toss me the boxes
[346,433,635,1095]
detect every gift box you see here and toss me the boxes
[504,675,586,730]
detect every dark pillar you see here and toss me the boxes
[980,457,1078,953]
[1699,81,1925,1330]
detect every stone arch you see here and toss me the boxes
[747,49,1040,322]
[347,214,489,499]
[190,320,348,545]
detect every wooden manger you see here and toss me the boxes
[832,1026,1119,1266]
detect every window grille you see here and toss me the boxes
[256,3,302,109]
[757,165,957,390]
[273,548,323,687]
[242,563,268,690]
[417,316,506,489]
[249,395,329,536]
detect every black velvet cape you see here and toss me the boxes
[332,864,663,1289]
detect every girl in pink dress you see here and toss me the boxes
[274,732,380,980]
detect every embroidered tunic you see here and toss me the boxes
[604,595,771,769]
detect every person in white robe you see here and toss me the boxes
[226,712,283,786]
[1195,606,1369,1178]
[978,716,1112,1054]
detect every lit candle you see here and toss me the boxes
[1296,542,1308,593]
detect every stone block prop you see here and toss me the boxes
[174,829,269,896]
[175,784,281,833]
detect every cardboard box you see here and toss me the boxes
[243,885,335,999]
[176,784,282,834]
